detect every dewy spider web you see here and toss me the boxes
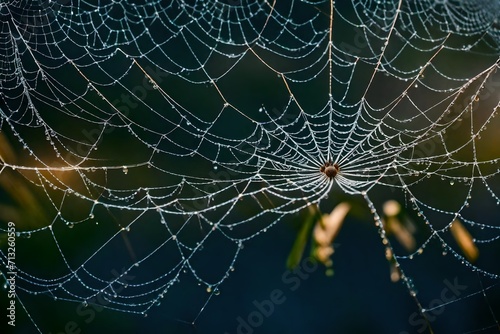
[0,0,499,332]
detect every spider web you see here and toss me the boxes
[0,0,499,333]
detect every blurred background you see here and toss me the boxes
[1,1,500,333]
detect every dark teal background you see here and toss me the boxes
[1,1,500,334]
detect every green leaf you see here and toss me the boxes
[286,205,321,269]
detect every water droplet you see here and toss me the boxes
[449,180,455,185]
[122,166,128,174]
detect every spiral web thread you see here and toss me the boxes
[0,0,499,332]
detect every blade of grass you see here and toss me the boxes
[286,204,321,269]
